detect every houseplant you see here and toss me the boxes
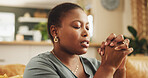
[125,26,148,55]
[33,22,49,40]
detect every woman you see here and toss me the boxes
[23,3,133,78]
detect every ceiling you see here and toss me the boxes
[0,0,77,9]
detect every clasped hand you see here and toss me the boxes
[98,33,133,70]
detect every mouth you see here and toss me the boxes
[80,40,90,48]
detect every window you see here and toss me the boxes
[88,15,93,38]
[0,12,15,41]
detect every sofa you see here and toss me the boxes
[0,56,148,78]
[0,64,25,78]
[126,56,148,78]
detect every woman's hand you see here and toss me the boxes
[113,39,130,70]
[97,33,133,70]
[94,33,133,78]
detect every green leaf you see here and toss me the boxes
[139,38,147,45]
[33,22,49,40]
[127,26,137,38]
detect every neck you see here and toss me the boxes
[53,44,80,66]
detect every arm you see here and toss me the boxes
[113,68,126,78]
[94,65,116,78]
[113,56,127,78]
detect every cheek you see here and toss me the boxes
[59,28,80,43]
[68,30,79,41]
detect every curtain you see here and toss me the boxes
[131,0,148,39]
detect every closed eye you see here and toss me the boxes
[73,26,81,29]
[86,27,89,30]
[86,25,89,30]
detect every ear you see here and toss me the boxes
[50,25,59,37]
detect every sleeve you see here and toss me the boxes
[23,57,60,78]
[94,59,101,69]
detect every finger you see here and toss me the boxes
[101,41,106,56]
[123,39,130,46]
[101,51,104,56]
[123,48,133,55]
[105,33,116,46]
[101,48,105,56]
[110,34,124,46]
[98,48,104,56]
[114,39,130,47]
[97,48,101,55]
[101,41,105,49]
[114,39,130,50]
[115,44,129,50]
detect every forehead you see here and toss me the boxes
[61,8,88,23]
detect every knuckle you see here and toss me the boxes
[102,41,105,45]
[106,38,110,41]
[117,34,124,38]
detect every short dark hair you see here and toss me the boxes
[47,3,83,42]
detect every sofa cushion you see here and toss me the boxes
[126,56,148,78]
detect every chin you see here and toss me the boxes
[76,49,87,55]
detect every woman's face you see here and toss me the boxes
[58,8,90,55]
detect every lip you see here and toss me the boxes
[80,40,90,48]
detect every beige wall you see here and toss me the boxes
[123,0,132,37]
[91,0,132,43]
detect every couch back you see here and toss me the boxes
[126,56,148,78]
[0,64,25,77]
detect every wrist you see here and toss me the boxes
[117,67,126,72]
[94,65,116,78]
[118,66,126,70]
[114,67,126,78]
[100,64,116,73]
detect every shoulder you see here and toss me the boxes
[26,52,55,68]
[80,56,101,69]
[23,52,60,78]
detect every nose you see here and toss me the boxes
[81,28,89,37]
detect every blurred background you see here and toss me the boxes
[0,0,148,63]
[0,0,148,77]
[0,0,148,78]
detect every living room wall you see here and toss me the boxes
[91,0,132,43]
[0,6,50,36]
